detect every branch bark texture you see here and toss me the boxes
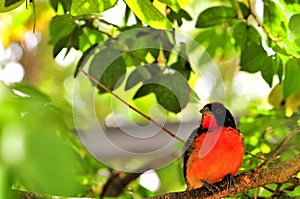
[147,154,300,199]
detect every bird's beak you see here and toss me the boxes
[200,107,213,116]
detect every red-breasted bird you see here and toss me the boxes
[184,102,244,190]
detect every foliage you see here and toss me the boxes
[0,83,97,198]
[46,0,300,115]
[1,0,300,198]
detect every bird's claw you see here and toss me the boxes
[202,180,220,195]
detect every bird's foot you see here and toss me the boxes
[202,180,220,195]
[223,174,235,190]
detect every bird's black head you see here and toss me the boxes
[201,102,236,128]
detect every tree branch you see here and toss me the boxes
[257,128,300,171]
[147,154,300,199]
[100,153,179,198]
[78,68,185,143]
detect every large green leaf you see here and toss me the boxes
[0,0,24,12]
[124,0,172,29]
[260,55,277,87]
[233,23,262,53]
[263,0,287,40]
[49,15,83,57]
[125,64,161,90]
[240,43,280,87]
[233,22,247,52]
[133,83,157,99]
[52,27,82,57]
[49,15,77,45]
[17,131,83,196]
[289,14,300,35]
[283,59,300,98]
[246,25,262,45]
[240,44,267,73]
[71,0,117,15]
[133,72,191,113]
[196,6,237,28]
[89,48,127,93]
[195,26,235,58]
[0,84,86,197]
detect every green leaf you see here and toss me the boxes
[189,90,200,103]
[169,43,192,79]
[283,59,300,98]
[49,15,77,45]
[89,48,127,93]
[238,2,250,19]
[0,84,86,196]
[11,83,51,106]
[53,37,68,58]
[233,22,247,52]
[260,55,276,87]
[274,54,283,83]
[233,23,262,53]
[134,72,191,113]
[52,26,82,57]
[124,0,172,29]
[79,27,104,52]
[247,25,262,45]
[125,64,161,90]
[71,0,117,15]
[74,44,98,78]
[194,26,235,58]
[50,0,71,13]
[263,0,287,40]
[289,14,300,35]
[0,0,24,12]
[167,9,192,26]
[17,131,83,196]
[133,83,157,99]
[240,44,267,73]
[157,159,185,193]
[155,84,182,113]
[196,6,237,28]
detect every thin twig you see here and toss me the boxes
[78,67,185,143]
[245,151,267,161]
[257,127,300,171]
[247,0,299,59]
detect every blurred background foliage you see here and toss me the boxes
[0,0,300,198]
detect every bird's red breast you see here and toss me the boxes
[184,102,244,190]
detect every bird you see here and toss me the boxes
[183,102,244,190]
